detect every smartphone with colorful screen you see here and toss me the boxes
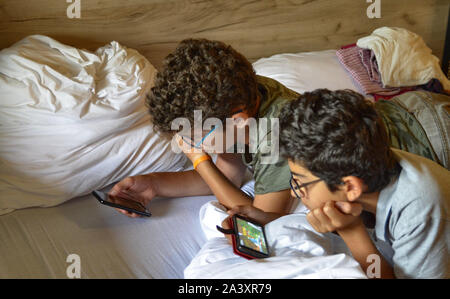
[230,214,270,259]
[92,190,151,217]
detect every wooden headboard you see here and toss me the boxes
[0,0,448,70]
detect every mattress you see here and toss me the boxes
[0,186,215,278]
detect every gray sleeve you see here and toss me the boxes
[390,202,449,278]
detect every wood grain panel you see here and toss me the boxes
[0,0,448,70]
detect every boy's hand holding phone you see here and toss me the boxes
[226,205,283,226]
[108,175,157,218]
[218,213,271,260]
[220,205,283,245]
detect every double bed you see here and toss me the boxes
[0,0,448,278]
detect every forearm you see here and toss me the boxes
[337,222,395,279]
[195,159,253,209]
[147,152,248,199]
[215,153,248,188]
[147,170,213,198]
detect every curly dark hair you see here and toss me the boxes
[279,89,400,193]
[146,38,259,134]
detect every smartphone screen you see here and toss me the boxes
[234,216,269,256]
[92,190,151,217]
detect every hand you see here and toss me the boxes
[306,201,363,234]
[108,174,157,218]
[175,134,208,163]
[220,205,283,244]
[227,205,283,226]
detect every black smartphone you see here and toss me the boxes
[92,190,151,217]
[231,214,270,259]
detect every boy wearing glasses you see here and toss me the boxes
[109,38,299,217]
[226,89,449,278]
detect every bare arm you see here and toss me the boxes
[215,153,248,188]
[110,153,249,217]
[150,152,248,198]
[147,170,212,198]
[253,189,292,214]
[307,202,395,279]
[337,222,395,279]
[195,157,292,214]
[195,159,253,208]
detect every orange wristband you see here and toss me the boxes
[193,154,211,170]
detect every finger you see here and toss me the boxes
[176,135,188,151]
[227,205,249,217]
[221,216,233,244]
[119,190,142,201]
[176,134,198,154]
[335,201,363,216]
[323,202,345,225]
[175,134,183,147]
[221,216,231,229]
[123,210,141,218]
[306,211,322,232]
[110,191,136,202]
[115,208,132,216]
[109,177,135,196]
[313,207,333,232]
[114,208,141,218]
[350,203,363,216]
[115,208,127,215]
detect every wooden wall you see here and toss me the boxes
[0,0,448,70]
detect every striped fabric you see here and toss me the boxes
[336,45,398,94]
[359,48,382,83]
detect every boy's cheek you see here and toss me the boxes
[300,196,318,211]
[303,193,334,211]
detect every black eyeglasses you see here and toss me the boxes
[289,175,322,200]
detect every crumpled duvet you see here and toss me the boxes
[0,35,186,215]
[184,201,367,279]
[357,27,450,91]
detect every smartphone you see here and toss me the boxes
[230,214,270,259]
[92,190,151,217]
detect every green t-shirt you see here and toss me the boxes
[242,75,299,195]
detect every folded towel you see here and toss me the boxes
[336,45,399,94]
[359,48,382,84]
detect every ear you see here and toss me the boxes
[231,92,261,120]
[231,110,250,121]
[340,176,365,202]
[230,109,251,129]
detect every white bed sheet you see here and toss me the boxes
[0,47,364,279]
[0,188,214,278]
[0,173,256,279]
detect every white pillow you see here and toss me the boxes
[0,35,186,215]
[252,49,360,94]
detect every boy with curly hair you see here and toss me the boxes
[110,38,299,216]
